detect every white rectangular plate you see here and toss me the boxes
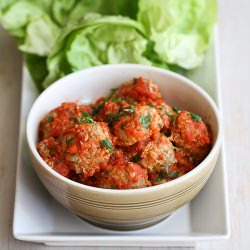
[13,33,230,247]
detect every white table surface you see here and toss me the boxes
[1,0,249,249]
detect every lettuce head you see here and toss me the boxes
[137,0,217,69]
[42,14,151,88]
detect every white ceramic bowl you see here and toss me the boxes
[26,64,222,230]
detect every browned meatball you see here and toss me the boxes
[37,138,70,177]
[94,98,131,123]
[113,77,162,103]
[113,104,163,146]
[174,148,195,173]
[139,135,175,173]
[95,163,151,189]
[149,164,186,186]
[150,98,176,131]
[172,111,212,163]
[61,122,113,178]
[39,102,92,140]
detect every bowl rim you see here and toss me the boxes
[26,63,222,195]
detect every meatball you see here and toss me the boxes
[39,102,92,140]
[37,138,70,177]
[150,98,176,131]
[95,163,151,189]
[113,104,163,146]
[149,164,185,186]
[108,149,128,166]
[123,139,151,162]
[113,77,162,103]
[61,122,113,178]
[94,98,131,123]
[139,135,175,173]
[174,148,195,173]
[172,111,212,163]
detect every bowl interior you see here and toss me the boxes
[27,64,220,187]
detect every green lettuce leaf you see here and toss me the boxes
[0,1,60,56]
[51,0,139,26]
[0,0,217,92]
[43,14,151,88]
[137,0,217,69]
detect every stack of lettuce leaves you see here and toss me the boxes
[0,0,217,92]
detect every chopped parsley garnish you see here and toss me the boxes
[106,108,134,124]
[140,114,151,129]
[110,88,118,94]
[111,97,124,102]
[82,111,94,122]
[77,112,94,124]
[47,116,54,122]
[165,111,178,122]
[169,171,180,178]
[130,154,140,163]
[173,145,180,151]
[189,112,202,122]
[106,113,120,124]
[49,147,56,154]
[133,77,138,83]
[155,172,166,181]
[66,137,74,145]
[165,111,175,117]
[173,106,180,113]
[121,123,126,129]
[92,97,109,115]
[100,138,113,153]
[92,103,104,116]
[160,164,169,174]
[123,107,135,114]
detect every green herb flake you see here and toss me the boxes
[160,164,169,174]
[77,112,94,124]
[76,118,84,124]
[139,114,151,129]
[92,97,109,115]
[133,77,138,84]
[84,117,94,123]
[47,116,54,123]
[130,154,140,162]
[165,111,178,123]
[110,88,118,94]
[66,137,74,145]
[165,111,174,117]
[155,172,166,181]
[173,106,180,113]
[121,123,126,129]
[82,111,94,122]
[123,108,135,114]
[106,113,120,124]
[49,147,56,154]
[169,171,180,178]
[111,97,124,102]
[147,103,154,108]
[189,112,202,122]
[173,145,180,151]
[100,138,113,153]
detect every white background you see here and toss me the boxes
[0,0,249,249]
